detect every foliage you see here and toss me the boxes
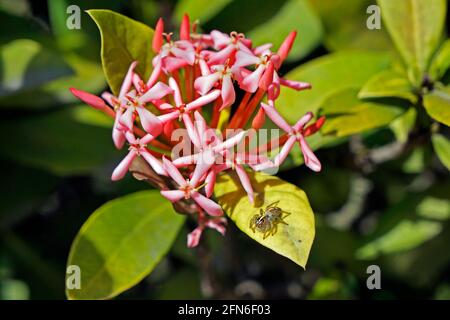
[0,0,448,301]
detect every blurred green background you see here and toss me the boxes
[0,0,449,300]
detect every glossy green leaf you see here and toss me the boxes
[432,133,450,170]
[389,107,417,143]
[320,88,405,137]
[214,171,315,268]
[309,0,392,52]
[417,196,450,220]
[87,9,155,96]
[67,190,185,300]
[0,39,73,97]
[0,107,119,175]
[248,0,323,61]
[430,40,450,81]
[358,70,417,103]
[277,51,391,122]
[174,0,231,23]
[377,0,447,85]
[423,86,450,126]
[0,52,105,109]
[356,220,442,260]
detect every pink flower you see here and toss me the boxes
[187,208,227,248]
[156,77,220,125]
[194,62,236,109]
[260,102,325,172]
[161,157,223,217]
[172,111,247,169]
[207,31,253,65]
[111,131,165,181]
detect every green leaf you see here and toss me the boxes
[276,51,391,122]
[429,40,450,81]
[389,107,417,143]
[423,86,450,126]
[377,0,447,85]
[0,52,105,109]
[0,107,119,175]
[174,0,231,24]
[358,70,417,103]
[320,88,405,137]
[87,9,155,96]
[356,220,442,260]
[417,196,450,220]
[66,190,185,300]
[214,171,315,268]
[432,133,450,170]
[0,39,73,97]
[309,0,392,52]
[247,0,323,61]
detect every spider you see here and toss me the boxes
[249,201,290,239]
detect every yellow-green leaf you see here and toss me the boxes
[309,0,392,52]
[430,40,450,81]
[214,171,315,268]
[248,0,323,61]
[320,88,405,137]
[87,9,155,96]
[389,107,417,143]
[432,133,450,170]
[66,191,185,300]
[358,70,417,103]
[377,0,447,86]
[276,51,391,122]
[423,86,450,126]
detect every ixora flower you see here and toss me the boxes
[70,14,325,248]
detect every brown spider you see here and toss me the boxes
[249,201,290,239]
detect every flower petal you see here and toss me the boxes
[220,74,235,109]
[140,149,166,176]
[194,72,221,95]
[139,82,173,104]
[241,64,265,93]
[162,157,186,186]
[120,107,135,130]
[299,135,321,172]
[273,135,297,166]
[182,113,202,149]
[119,61,137,99]
[293,112,313,132]
[235,164,254,204]
[208,45,236,65]
[171,46,195,65]
[152,18,164,53]
[111,151,137,181]
[186,89,220,111]
[190,149,215,186]
[137,107,162,136]
[280,78,311,91]
[260,102,293,134]
[213,130,246,153]
[161,190,185,202]
[191,191,223,216]
[70,88,107,110]
[234,50,260,68]
[187,226,203,248]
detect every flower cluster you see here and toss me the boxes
[70,14,325,248]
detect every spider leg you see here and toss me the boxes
[266,201,280,209]
[271,224,278,235]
